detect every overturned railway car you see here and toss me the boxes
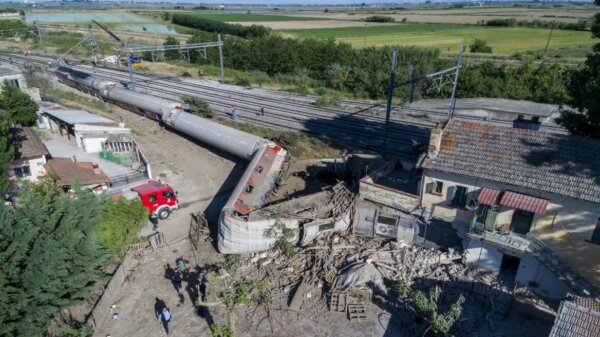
[55,65,291,253]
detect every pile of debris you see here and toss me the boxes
[237,233,468,322]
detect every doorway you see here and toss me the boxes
[499,254,521,286]
[510,209,535,235]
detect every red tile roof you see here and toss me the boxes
[44,158,112,187]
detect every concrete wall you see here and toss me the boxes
[424,169,600,290]
[360,181,419,213]
[0,74,28,91]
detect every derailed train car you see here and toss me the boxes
[55,65,293,253]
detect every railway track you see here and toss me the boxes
[1,52,568,158]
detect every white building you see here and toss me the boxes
[420,119,600,299]
[40,107,130,154]
[8,127,49,188]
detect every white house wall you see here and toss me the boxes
[465,239,570,299]
[424,169,600,289]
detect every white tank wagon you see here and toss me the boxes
[54,65,291,253]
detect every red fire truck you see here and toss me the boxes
[126,181,179,221]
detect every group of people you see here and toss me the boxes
[156,257,191,335]
[229,105,266,121]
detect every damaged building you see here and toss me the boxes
[419,119,600,299]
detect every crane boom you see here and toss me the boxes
[91,19,124,46]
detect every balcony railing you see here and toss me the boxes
[468,222,531,252]
[468,222,599,297]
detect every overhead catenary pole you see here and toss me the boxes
[218,34,225,82]
[448,40,464,119]
[126,41,135,91]
[381,49,398,159]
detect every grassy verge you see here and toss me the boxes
[216,117,342,159]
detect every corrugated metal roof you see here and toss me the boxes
[43,109,114,125]
[425,120,600,204]
[477,188,500,206]
[499,191,548,215]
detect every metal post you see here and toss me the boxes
[35,22,45,53]
[218,34,225,82]
[125,41,135,90]
[544,27,554,53]
[364,24,367,47]
[381,49,398,159]
[448,41,464,119]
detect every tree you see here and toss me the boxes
[469,39,492,53]
[183,95,213,118]
[0,184,108,336]
[556,0,600,139]
[0,119,15,190]
[0,80,39,126]
[394,281,465,336]
[163,36,180,60]
[97,197,148,254]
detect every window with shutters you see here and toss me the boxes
[449,185,468,207]
[426,181,444,195]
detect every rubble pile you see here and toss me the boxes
[239,233,468,317]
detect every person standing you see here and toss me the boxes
[159,307,171,335]
[230,105,237,121]
[172,271,182,294]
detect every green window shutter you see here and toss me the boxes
[485,208,498,231]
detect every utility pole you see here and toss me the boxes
[544,27,554,53]
[382,49,398,159]
[34,22,45,53]
[126,41,135,91]
[218,34,225,82]
[448,40,464,119]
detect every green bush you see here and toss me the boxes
[364,15,396,23]
[469,39,492,53]
[183,95,214,118]
[97,197,147,254]
[172,13,271,38]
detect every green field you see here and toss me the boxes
[280,23,595,55]
[174,12,320,22]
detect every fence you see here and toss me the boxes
[86,252,138,329]
[99,151,135,166]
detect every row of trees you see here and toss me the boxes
[172,14,271,38]
[482,18,590,31]
[182,30,571,103]
[556,0,600,139]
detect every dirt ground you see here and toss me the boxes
[49,83,553,337]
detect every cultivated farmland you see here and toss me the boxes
[280,24,595,55]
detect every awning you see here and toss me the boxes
[499,191,548,215]
[477,188,501,206]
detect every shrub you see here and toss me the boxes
[97,197,147,254]
[183,95,214,118]
[469,39,492,53]
[364,15,395,23]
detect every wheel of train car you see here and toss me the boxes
[158,207,171,220]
